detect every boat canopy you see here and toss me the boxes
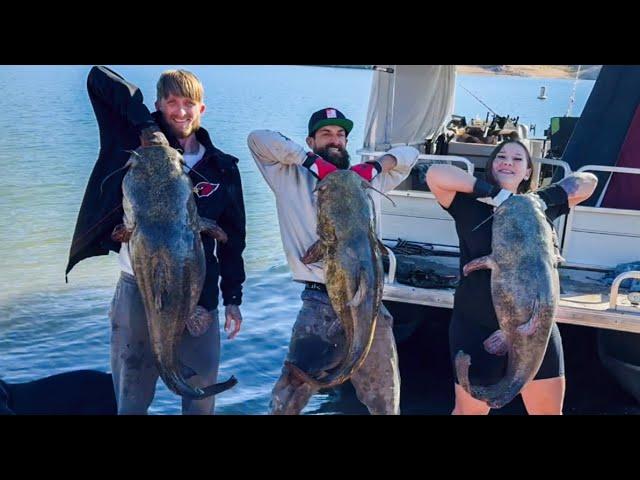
[362,65,456,151]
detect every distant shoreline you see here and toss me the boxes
[309,65,600,80]
[457,65,599,80]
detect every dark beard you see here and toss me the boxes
[314,146,350,170]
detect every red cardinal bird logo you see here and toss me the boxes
[194,182,220,198]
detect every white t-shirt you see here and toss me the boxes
[118,142,205,275]
[183,142,206,169]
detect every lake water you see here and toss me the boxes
[0,65,594,414]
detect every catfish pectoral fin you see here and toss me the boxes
[346,269,367,307]
[516,297,541,336]
[111,223,133,242]
[185,306,215,337]
[200,217,228,243]
[463,255,497,277]
[376,238,389,257]
[301,240,324,264]
[483,329,509,356]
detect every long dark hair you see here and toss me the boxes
[484,139,534,194]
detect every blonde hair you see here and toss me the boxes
[156,69,203,103]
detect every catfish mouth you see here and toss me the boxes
[99,145,183,196]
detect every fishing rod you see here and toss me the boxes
[459,84,498,116]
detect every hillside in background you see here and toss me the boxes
[315,65,602,79]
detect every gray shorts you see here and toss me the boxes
[108,272,220,415]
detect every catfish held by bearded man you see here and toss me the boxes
[286,169,387,389]
[455,194,562,409]
[108,138,237,399]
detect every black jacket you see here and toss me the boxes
[66,66,246,309]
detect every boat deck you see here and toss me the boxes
[383,255,640,333]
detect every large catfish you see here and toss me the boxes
[111,142,237,399]
[455,193,561,409]
[286,170,386,389]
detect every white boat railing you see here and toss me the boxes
[357,150,475,176]
[609,271,640,310]
[384,245,397,285]
[578,164,640,208]
[560,164,640,269]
